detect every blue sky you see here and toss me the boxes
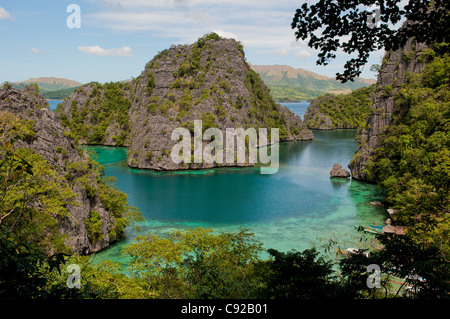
[0,0,385,84]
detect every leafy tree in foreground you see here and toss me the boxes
[39,227,449,299]
[123,227,264,299]
[0,111,80,298]
[292,0,450,82]
[0,109,141,298]
[339,234,450,299]
[258,248,343,299]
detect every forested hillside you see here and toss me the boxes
[0,84,141,254]
[303,85,374,129]
[352,42,449,257]
[13,77,82,99]
[251,64,375,101]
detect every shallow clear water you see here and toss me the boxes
[87,127,387,264]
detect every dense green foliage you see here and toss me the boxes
[58,81,132,146]
[0,112,75,252]
[305,85,374,129]
[339,233,450,299]
[124,228,263,298]
[362,45,449,256]
[29,228,345,299]
[0,110,141,298]
[15,226,445,300]
[292,1,450,82]
[0,112,75,297]
[260,248,343,299]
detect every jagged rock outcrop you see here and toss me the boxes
[58,33,313,171]
[330,163,350,178]
[0,84,128,255]
[57,81,132,146]
[128,35,313,170]
[303,98,334,130]
[349,38,431,181]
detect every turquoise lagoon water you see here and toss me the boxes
[86,106,387,263]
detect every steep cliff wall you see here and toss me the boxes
[57,81,132,146]
[59,34,313,171]
[128,35,313,170]
[0,85,135,255]
[349,38,431,181]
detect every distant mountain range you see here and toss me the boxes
[12,66,376,102]
[250,64,376,101]
[13,77,82,99]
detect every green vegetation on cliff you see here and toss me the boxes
[58,33,312,171]
[0,87,142,297]
[0,112,75,253]
[243,68,292,139]
[58,81,132,146]
[304,85,375,129]
[0,112,77,297]
[362,44,449,256]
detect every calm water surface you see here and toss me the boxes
[280,101,310,119]
[87,111,387,263]
[48,99,63,110]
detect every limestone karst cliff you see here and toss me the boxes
[0,84,138,255]
[349,38,431,181]
[58,33,313,171]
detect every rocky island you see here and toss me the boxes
[57,33,313,171]
[329,163,350,178]
[303,85,374,130]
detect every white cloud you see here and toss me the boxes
[30,47,43,54]
[77,45,133,57]
[95,0,295,9]
[273,48,289,56]
[184,11,214,26]
[83,1,319,68]
[295,50,311,60]
[212,29,239,40]
[85,2,296,46]
[0,7,12,20]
